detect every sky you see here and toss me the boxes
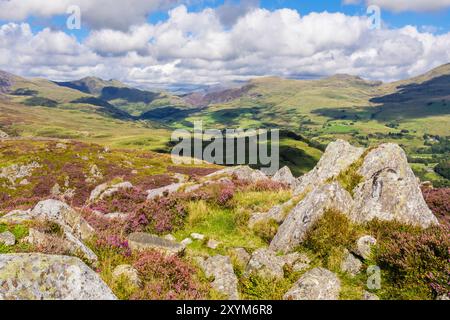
[1,0,450,90]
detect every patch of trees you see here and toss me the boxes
[435,160,450,180]
[11,88,38,96]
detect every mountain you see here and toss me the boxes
[55,76,128,95]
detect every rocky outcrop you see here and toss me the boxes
[0,162,41,186]
[197,255,239,300]
[294,140,364,196]
[146,183,183,200]
[245,248,310,279]
[206,166,267,182]
[127,232,184,254]
[350,143,438,228]
[283,268,340,300]
[270,183,353,253]
[248,199,293,228]
[272,166,296,186]
[0,253,116,300]
[89,181,133,202]
[31,199,95,241]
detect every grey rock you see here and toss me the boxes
[89,181,133,202]
[191,233,205,240]
[31,199,95,241]
[146,183,183,200]
[350,143,439,228]
[340,250,362,276]
[270,183,353,253]
[0,231,15,246]
[0,210,33,224]
[230,248,251,266]
[112,264,141,288]
[198,255,239,300]
[294,140,364,196]
[207,166,267,182]
[128,232,184,254]
[181,238,193,246]
[0,130,9,139]
[436,294,449,300]
[363,291,380,300]
[353,235,377,260]
[284,268,341,300]
[248,199,293,228]
[206,239,221,249]
[245,248,309,279]
[163,234,176,242]
[272,166,296,186]
[0,253,116,300]
[0,162,41,185]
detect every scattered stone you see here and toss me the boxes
[146,183,183,200]
[294,140,364,196]
[0,253,117,300]
[85,164,103,183]
[131,170,138,175]
[0,210,33,224]
[128,232,184,254]
[19,179,29,186]
[112,264,141,288]
[207,239,221,249]
[245,248,309,279]
[436,294,450,300]
[284,268,341,300]
[272,166,296,186]
[363,291,380,300]
[340,250,362,276]
[0,231,15,246]
[31,199,95,241]
[353,235,377,260]
[51,183,61,196]
[350,143,439,228]
[191,233,205,240]
[198,255,239,300]
[174,173,188,183]
[55,143,67,150]
[270,182,353,253]
[89,181,133,202]
[103,212,128,220]
[230,248,251,266]
[181,238,193,246]
[0,162,41,185]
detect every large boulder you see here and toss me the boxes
[272,166,296,186]
[206,166,267,182]
[283,268,340,300]
[197,255,239,300]
[270,183,353,253]
[0,253,116,300]
[31,199,95,241]
[294,140,364,196]
[350,144,438,228]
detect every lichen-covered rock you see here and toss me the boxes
[283,268,340,300]
[350,144,439,228]
[206,166,267,182]
[272,166,296,186]
[0,253,116,300]
[340,250,362,276]
[294,140,364,196]
[0,210,33,224]
[248,199,293,228]
[31,199,95,241]
[353,235,377,260]
[112,264,141,288]
[127,232,184,254]
[270,183,353,253]
[0,162,41,185]
[245,248,309,279]
[0,231,15,246]
[198,255,239,300]
[89,181,133,202]
[230,248,251,266]
[207,239,221,249]
[191,233,205,240]
[146,183,183,200]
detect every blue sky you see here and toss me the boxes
[1,0,450,87]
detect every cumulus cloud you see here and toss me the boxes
[344,0,450,12]
[1,5,450,88]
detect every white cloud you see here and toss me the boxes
[1,6,450,88]
[344,0,450,12]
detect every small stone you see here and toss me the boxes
[340,250,362,276]
[164,234,176,242]
[363,291,380,300]
[207,239,220,249]
[354,235,377,259]
[131,170,138,175]
[112,265,141,288]
[19,179,30,185]
[191,233,205,240]
[0,231,15,246]
[181,238,193,246]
